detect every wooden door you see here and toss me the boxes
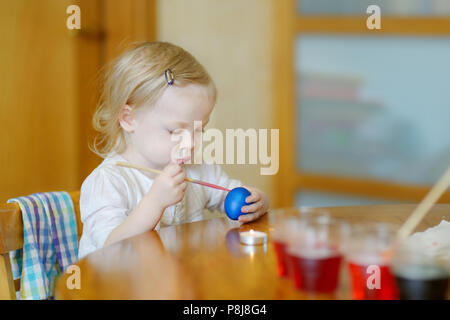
[0,0,156,202]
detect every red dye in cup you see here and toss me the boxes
[273,240,291,277]
[288,245,343,293]
[347,257,399,300]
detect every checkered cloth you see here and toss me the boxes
[7,192,79,300]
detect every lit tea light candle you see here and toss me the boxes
[239,229,268,246]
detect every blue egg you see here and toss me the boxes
[224,187,253,220]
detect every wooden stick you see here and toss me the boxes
[115,161,231,192]
[397,166,450,241]
[116,161,163,176]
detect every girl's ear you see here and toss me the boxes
[119,104,136,132]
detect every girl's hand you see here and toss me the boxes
[238,186,270,223]
[147,162,187,210]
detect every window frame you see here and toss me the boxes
[273,0,450,207]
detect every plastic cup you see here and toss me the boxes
[286,215,349,293]
[270,208,329,278]
[392,242,449,300]
[343,222,399,300]
[271,216,301,277]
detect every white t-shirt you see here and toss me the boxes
[78,154,242,259]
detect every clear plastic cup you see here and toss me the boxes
[271,216,301,277]
[343,222,399,300]
[286,215,349,293]
[392,242,449,300]
[270,208,330,278]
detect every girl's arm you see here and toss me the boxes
[104,162,187,246]
[104,192,164,246]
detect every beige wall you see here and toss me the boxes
[157,0,275,201]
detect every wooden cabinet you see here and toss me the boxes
[0,0,156,202]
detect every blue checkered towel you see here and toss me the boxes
[7,192,79,299]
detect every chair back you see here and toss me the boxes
[0,191,81,299]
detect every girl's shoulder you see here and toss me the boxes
[79,154,135,220]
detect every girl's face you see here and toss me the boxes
[122,84,214,170]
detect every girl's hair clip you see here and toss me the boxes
[164,68,175,85]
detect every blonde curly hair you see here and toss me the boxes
[91,41,217,158]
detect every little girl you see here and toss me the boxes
[78,42,270,259]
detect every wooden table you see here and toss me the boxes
[55,204,450,299]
